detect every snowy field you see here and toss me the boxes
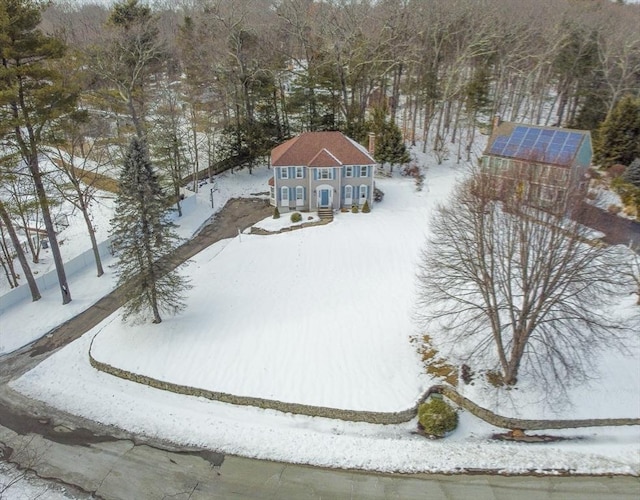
[3,155,639,475]
[0,166,273,355]
[88,173,450,412]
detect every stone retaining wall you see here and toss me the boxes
[428,385,640,430]
[88,336,418,424]
[89,337,640,429]
[249,217,332,236]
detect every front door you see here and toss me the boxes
[319,189,330,207]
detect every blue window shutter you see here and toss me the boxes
[314,169,317,181]
[289,167,294,179]
[290,187,294,201]
[303,187,306,200]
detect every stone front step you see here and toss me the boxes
[317,208,334,221]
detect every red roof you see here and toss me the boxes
[268,176,274,186]
[271,131,374,167]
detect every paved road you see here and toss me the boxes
[1,197,639,499]
[2,419,638,499]
[578,202,640,250]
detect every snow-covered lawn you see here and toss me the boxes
[0,166,273,355]
[3,157,640,474]
[90,173,449,412]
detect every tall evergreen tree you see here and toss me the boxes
[374,119,410,170]
[0,0,79,304]
[110,137,190,324]
[622,158,640,188]
[594,94,640,167]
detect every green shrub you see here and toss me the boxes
[417,398,458,437]
[362,200,371,213]
[351,204,359,213]
[273,207,280,219]
[290,212,302,223]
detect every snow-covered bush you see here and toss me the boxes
[418,398,458,438]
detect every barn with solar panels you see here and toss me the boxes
[482,120,592,209]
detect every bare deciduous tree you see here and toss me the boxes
[416,167,636,389]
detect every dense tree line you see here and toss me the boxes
[1,0,639,310]
[44,0,640,159]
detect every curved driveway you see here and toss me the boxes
[0,197,638,499]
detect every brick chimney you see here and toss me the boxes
[368,132,376,154]
[492,115,502,132]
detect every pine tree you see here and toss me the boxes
[110,137,191,324]
[622,158,640,188]
[374,120,410,169]
[594,95,640,167]
[0,0,79,304]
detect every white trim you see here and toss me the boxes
[345,136,376,163]
[280,186,289,207]
[318,168,333,180]
[316,184,333,208]
[359,184,368,203]
[320,148,342,165]
[344,184,353,205]
[296,185,304,207]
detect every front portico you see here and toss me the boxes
[315,184,333,209]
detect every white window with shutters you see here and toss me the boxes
[280,186,289,207]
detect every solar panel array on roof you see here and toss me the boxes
[488,126,584,165]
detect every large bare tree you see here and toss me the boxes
[416,167,636,389]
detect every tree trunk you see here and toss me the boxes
[190,104,200,185]
[0,199,40,301]
[0,224,18,288]
[79,197,104,277]
[15,207,39,263]
[128,94,145,140]
[0,254,15,289]
[28,154,71,304]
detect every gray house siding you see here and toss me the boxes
[276,166,309,212]
[272,164,374,211]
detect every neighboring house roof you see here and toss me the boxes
[485,122,591,168]
[268,176,274,186]
[271,131,375,167]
